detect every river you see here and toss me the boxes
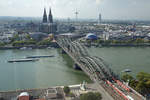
[89,47,150,76]
[0,49,90,91]
[0,47,150,91]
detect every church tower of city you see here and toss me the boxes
[40,7,57,34]
[42,8,48,23]
[48,8,53,23]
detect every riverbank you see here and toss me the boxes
[0,83,98,100]
[0,43,59,50]
[84,43,150,47]
[101,43,150,47]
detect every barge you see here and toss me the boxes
[26,55,54,58]
[8,59,39,63]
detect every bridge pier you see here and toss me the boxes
[73,63,82,70]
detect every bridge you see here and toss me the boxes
[55,35,145,100]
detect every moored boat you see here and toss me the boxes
[26,55,54,58]
[8,58,39,63]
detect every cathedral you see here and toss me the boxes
[39,8,57,34]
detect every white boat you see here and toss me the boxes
[20,47,32,50]
[47,47,52,49]
[20,47,27,50]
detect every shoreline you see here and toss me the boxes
[0,45,59,50]
[85,43,150,47]
[0,84,82,93]
[101,43,150,47]
[1,43,150,50]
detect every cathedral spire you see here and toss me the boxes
[43,8,47,23]
[49,7,53,23]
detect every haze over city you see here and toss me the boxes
[0,0,150,20]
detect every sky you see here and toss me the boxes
[0,0,150,20]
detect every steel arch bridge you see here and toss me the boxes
[56,36,118,82]
[55,36,144,100]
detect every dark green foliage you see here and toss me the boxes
[37,39,52,45]
[95,38,149,45]
[80,92,102,100]
[122,72,150,95]
[0,42,5,47]
[63,86,70,95]
[12,40,36,46]
[121,73,133,82]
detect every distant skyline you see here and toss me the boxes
[0,0,150,20]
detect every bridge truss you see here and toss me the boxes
[56,36,144,100]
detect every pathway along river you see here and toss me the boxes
[0,47,150,91]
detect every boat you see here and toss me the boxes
[20,47,27,50]
[122,69,132,73]
[20,47,32,50]
[26,55,55,58]
[47,47,52,49]
[8,58,39,63]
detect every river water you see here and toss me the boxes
[89,47,150,76]
[0,47,150,91]
[0,49,90,91]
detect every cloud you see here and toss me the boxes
[96,0,102,5]
[0,0,150,20]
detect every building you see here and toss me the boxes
[85,33,98,40]
[17,92,29,100]
[45,88,58,99]
[39,8,57,34]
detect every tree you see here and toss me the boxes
[37,39,52,46]
[12,34,19,41]
[26,34,31,40]
[80,92,102,100]
[120,72,150,96]
[135,81,146,94]
[121,74,133,82]
[0,42,5,47]
[136,72,150,81]
[12,40,36,46]
[104,40,111,45]
[129,79,138,88]
[63,86,70,95]
[135,72,150,94]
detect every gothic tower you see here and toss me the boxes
[43,8,47,23]
[48,8,53,23]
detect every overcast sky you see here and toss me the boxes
[0,0,150,20]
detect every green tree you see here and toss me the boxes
[97,39,104,44]
[0,42,5,47]
[135,81,146,94]
[12,34,19,41]
[136,72,150,81]
[63,86,70,95]
[134,38,144,44]
[12,40,36,47]
[80,92,102,100]
[135,72,150,94]
[104,40,111,44]
[26,34,31,40]
[37,39,52,46]
[129,79,137,88]
[121,74,133,82]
